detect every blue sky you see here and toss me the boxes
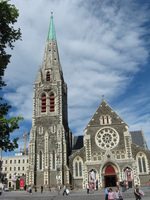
[2,0,150,156]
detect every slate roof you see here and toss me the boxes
[130,130,148,149]
[72,135,84,150]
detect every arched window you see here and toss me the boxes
[40,151,42,170]
[142,157,146,172]
[138,157,142,173]
[73,157,83,178]
[52,150,55,169]
[50,93,55,112]
[46,71,50,81]
[41,94,46,112]
[102,116,105,124]
[79,162,82,176]
[136,152,148,173]
[75,162,78,177]
[100,115,112,125]
[106,115,109,124]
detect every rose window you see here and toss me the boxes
[95,128,119,150]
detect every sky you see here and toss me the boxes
[2,0,150,156]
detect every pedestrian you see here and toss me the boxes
[58,184,60,195]
[90,182,93,193]
[24,185,26,191]
[41,185,43,193]
[86,183,89,194]
[116,181,119,189]
[108,188,114,200]
[122,181,125,192]
[28,185,32,195]
[63,185,67,195]
[114,187,122,200]
[134,185,141,200]
[105,186,109,200]
[148,180,150,189]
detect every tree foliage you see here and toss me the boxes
[0,0,23,152]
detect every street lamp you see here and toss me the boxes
[56,142,60,195]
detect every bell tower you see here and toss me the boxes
[27,13,72,188]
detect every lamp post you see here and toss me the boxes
[56,142,60,195]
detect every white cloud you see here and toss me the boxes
[2,0,150,151]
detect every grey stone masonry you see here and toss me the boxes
[27,18,72,189]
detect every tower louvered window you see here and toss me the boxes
[40,151,42,170]
[41,95,46,112]
[50,93,55,112]
[46,71,50,81]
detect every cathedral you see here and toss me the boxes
[26,14,150,189]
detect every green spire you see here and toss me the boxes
[47,12,56,41]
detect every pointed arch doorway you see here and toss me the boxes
[104,165,117,187]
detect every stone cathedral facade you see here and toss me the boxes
[27,14,150,189]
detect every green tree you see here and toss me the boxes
[0,0,23,152]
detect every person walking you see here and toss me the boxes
[108,188,114,200]
[41,185,43,193]
[148,180,150,189]
[86,183,89,194]
[63,185,67,195]
[134,185,141,200]
[28,185,32,195]
[105,187,109,200]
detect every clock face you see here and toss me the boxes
[95,127,119,150]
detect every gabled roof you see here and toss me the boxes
[130,130,148,149]
[84,98,128,131]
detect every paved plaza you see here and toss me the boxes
[1,187,150,200]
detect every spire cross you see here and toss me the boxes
[102,95,104,101]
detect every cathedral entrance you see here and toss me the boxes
[104,165,117,187]
[105,175,116,187]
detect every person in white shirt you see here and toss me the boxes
[114,187,122,200]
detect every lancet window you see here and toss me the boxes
[50,93,55,112]
[136,152,148,173]
[41,94,46,112]
[73,157,83,178]
[52,150,55,169]
[100,115,112,125]
[46,71,50,81]
[40,151,42,170]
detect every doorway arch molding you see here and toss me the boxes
[100,161,120,175]
[100,161,121,188]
